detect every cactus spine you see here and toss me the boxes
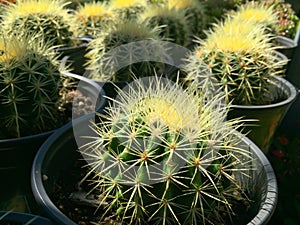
[168,0,207,38]
[0,0,81,47]
[0,32,66,138]
[140,5,190,46]
[82,76,253,225]
[109,0,147,21]
[85,21,168,81]
[184,17,286,105]
[76,1,116,38]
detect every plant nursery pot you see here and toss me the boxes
[276,35,297,59]
[228,76,298,154]
[0,74,106,215]
[0,211,54,225]
[31,114,278,225]
[56,43,89,76]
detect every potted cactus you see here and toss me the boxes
[184,16,297,153]
[0,30,106,214]
[31,76,278,225]
[109,0,147,21]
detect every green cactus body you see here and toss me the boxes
[109,0,147,21]
[1,0,80,47]
[140,6,189,46]
[85,21,168,81]
[0,33,64,138]
[184,18,285,105]
[82,77,253,224]
[76,1,116,38]
[168,0,207,38]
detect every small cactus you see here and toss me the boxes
[139,5,190,46]
[0,31,66,138]
[184,17,286,105]
[0,0,81,47]
[109,0,147,21]
[76,1,116,38]
[168,0,207,38]
[85,20,169,81]
[81,76,254,225]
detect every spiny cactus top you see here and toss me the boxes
[231,1,279,35]
[76,1,116,38]
[85,20,169,81]
[81,76,254,225]
[0,0,81,47]
[0,32,65,138]
[109,0,147,21]
[167,0,207,38]
[184,17,286,105]
[139,5,190,46]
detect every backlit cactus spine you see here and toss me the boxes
[0,32,65,138]
[109,0,147,21]
[76,1,116,38]
[184,18,285,105]
[0,0,81,47]
[140,5,190,46]
[168,0,207,38]
[82,76,253,225]
[85,20,169,81]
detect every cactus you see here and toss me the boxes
[76,1,116,38]
[184,17,286,105]
[109,0,147,21]
[139,5,190,46]
[230,1,279,36]
[0,31,67,139]
[167,0,207,38]
[0,0,81,47]
[81,76,254,225]
[85,20,169,81]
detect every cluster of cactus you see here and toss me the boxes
[0,31,66,138]
[167,0,207,38]
[82,76,254,225]
[0,0,81,47]
[139,5,190,46]
[85,20,169,81]
[76,1,116,38]
[184,16,286,105]
[109,0,147,21]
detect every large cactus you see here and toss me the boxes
[140,5,190,46]
[81,76,254,225]
[184,17,286,105]
[76,1,116,38]
[85,20,169,81]
[0,32,65,138]
[0,0,81,47]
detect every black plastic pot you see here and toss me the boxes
[0,211,54,225]
[0,74,106,214]
[228,76,298,154]
[31,114,278,225]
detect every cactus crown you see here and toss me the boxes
[232,1,278,34]
[1,0,81,47]
[76,1,115,37]
[140,5,189,46]
[0,31,66,138]
[85,21,168,81]
[109,0,147,21]
[82,76,254,225]
[185,17,285,105]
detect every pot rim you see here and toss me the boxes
[231,76,298,110]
